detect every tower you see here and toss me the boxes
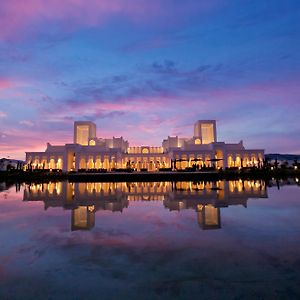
[194,120,217,144]
[74,121,96,145]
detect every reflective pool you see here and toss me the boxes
[0,180,300,299]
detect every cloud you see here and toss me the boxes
[0,0,224,40]
[19,120,34,127]
[0,111,7,118]
[0,79,13,90]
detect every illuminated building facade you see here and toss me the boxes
[26,120,264,171]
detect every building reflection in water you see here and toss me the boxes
[23,180,268,231]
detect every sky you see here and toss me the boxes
[0,0,300,160]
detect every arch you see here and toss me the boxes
[49,158,55,169]
[235,155,241,168]
[95,157,101,169]
[181,154,188,169]
[227,155,233,168]
[110,156,116,169]
[87,156,94,169]
[57,158,63,170]
[243,155,249,167]
[103,156,109,170]
[79,157,86,169]
[142,148,149,154]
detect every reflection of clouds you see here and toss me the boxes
[1,183,300,299]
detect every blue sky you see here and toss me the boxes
[0,0,300,159]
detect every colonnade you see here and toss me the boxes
[227,153,263,168]
[26,151,264,171]
[124,156,171,171]
[77,154,119,170]
[26,155,64,170]
[174,153,213,169]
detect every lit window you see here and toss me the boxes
[76,125,89,145]
[195,138,201,145]
[201,124,214,144]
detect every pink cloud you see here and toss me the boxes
[209,78,300,106]
[0,111,7,118]
[0,79,13,90]
[0,0,224,40]
[0,127,72,160]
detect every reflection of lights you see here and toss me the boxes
[88,205,95,212]
[179,201,185,209]
[56,182,61,195]
[197,204,204,211]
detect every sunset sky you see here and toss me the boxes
[0,0,299,159]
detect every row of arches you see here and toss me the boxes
[77,155,171,171]
[125,156,170,171]
[174,153,214,169]
[27,156,63,170]
[227,153,263,168]
[26,152,264,171]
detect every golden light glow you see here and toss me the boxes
[205,205,219,225]
[201,123,214,144]
[76,125,89,145]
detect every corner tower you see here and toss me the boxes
[194,120,217,144]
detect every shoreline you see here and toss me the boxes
[1,169,299,183]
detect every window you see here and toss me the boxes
[201,124,214,144]
[76,125,89,145]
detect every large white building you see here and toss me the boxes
[26,120,264,171]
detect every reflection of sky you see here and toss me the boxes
[1,184,300,299]
[1,0,300,159]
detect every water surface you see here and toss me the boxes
[0,180,300,299]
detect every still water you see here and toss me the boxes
[0,180,300,299]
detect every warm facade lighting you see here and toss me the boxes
[26,120,264,172]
